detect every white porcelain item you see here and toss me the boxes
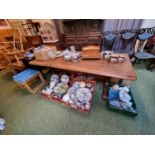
[62,94,70,102]
[0,118,6,125]
[0,124,5,131]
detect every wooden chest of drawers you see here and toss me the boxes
[64,33,102,50]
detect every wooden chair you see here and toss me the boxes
[133,29,155,65]
[0,29,26,73]
[115,30,137,56]
[0,49,9,70]
[0,29,24,52]
[101,32,116,51]
[13,68,46,94]
[0,46,25,74]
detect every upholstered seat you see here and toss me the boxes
[138,32,153,41]
[135,51,155,59]
[115,49,133,55]
[13,69,39,83]
[13,68,46,94]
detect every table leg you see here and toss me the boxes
[102,78,110,100]
[132,57,137,66]
[146,59,155,71]
[146,62,152,70]
[118,79,123,85]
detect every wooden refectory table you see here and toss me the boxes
[29,52,137,81]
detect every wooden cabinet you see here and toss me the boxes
[62,19,103,50]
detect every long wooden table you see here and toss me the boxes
[30,52,137,81]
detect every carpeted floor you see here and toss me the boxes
[0,64,155,135]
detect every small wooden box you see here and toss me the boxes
[82,45,100,53]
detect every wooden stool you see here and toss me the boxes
[13,69,46,94]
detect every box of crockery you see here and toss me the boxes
[61,78,96,113]
[41,74,96,113]
[40,73,71,104]
[107,84,138,117]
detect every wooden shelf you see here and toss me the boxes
[62,19,103,50]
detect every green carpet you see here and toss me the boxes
[0,64,155,135]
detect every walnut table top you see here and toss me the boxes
[30,52,137,81]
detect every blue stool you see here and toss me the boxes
[13,69,46,94]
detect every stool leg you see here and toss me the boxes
[23,82,36,94]
[28,73,46,94]
[38,73,46,84]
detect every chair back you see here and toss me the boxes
[0,29,24,53]
[118,30,137,53]
[134,28,154,53]
[102,32,116,51]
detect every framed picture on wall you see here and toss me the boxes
[39,21,59,43]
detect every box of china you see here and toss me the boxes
[40,76,96,113]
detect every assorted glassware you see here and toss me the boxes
[101,51,126,63]
[63,46,81,62]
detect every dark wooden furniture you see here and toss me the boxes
[22,21,40,36]
[30,52,137,81]
[146,42,155,70]
[62,19,103,50]
[25,35,43,48]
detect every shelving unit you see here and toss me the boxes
[62,19,103,50]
